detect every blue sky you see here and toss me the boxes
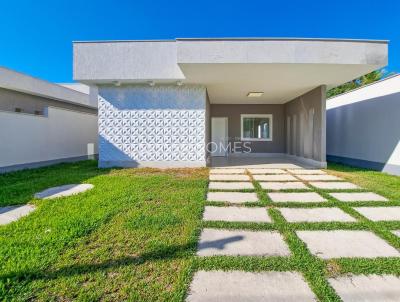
[1,0,399,82]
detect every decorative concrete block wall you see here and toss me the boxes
[98,84,207,168]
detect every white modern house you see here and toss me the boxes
[327,74,400,175]
[73,38,388,168]
[0,67,98,172]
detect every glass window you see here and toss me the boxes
[241,114,272,141]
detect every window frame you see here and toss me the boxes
[240,114,273,142]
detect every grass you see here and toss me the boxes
[0,161,208,301]
[1,160,400,301]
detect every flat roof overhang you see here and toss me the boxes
[74,38,388,104]
[0,67,96,109]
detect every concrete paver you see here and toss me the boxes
[279,207,356,223]
[253,174,298,181]
[209,182,254,190]
[0,205,36,225]
[353,206,400,221]
[209,174,251,181]
[268,192,326,203]
[34,184,94,199]
[310,182,360,190]
[296,230,400,259]
[197,228,290,256]
[210,168,246,174]
[207,192,258,203]
[187,271,317,302]
[203,206,271,223]
[296,174,342,181]
[260,182,309,190]
[328,274,400,302]
[329,192,388,202]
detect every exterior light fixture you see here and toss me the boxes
[148,81,155,87]
[247,92,264,97]
[176,81,183,86]
[113,81,121,86]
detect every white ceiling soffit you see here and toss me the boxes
[178,63,382,104]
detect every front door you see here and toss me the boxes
[211,117,228,157]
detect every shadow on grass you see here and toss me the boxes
[1,241,196,284]
[1,235,247,284]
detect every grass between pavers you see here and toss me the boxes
[199,164,400,302]
[0,161,208,301]
[2,161,400,301]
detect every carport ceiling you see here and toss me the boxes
[178,63,382,104]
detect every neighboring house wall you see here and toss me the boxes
[0,87,97,115]
[327,75,400,175]
[284,86,327,165]
[210,104,286,153]
[98,84,207,168]
[0,107,98,172]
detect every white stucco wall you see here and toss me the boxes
[327,75,400,175]
[177,39,387,65]
[98,84,207,168]
[0,107,98,170]
[74,41,185,81]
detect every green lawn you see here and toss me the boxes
[0,161,208,301]
[1,161,400,301]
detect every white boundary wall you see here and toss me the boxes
[0,107,98,171]
[327,75,400,175]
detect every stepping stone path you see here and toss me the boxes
[187,271,317,302]
[260,181,309,190]
[0,205,35,225]
[328,274,400,302]
[268,192,326,203]
[279,207,356,223]
[253,174,298,181]
[296,174,342,181]
[247,168,287,174]
[203,206,271,222]
[197,228,290,256]
[208,181,254,190]
[310,181,359,190]
[207,192,258,203]
[209,174,250,181]
[296,230,400,259]
[353,206,400,221]
[35,184,94,199]
[209,168,246,174]
[392,230,400,237]
[329,192,388,202]
[287,169,326,175]
[190,167,398,300]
